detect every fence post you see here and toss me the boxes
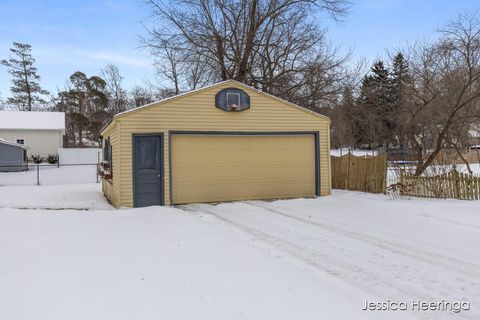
[382,153,387,194]
[453,168,460,199]
[36,164,40,185]
[364,154,368,192]
[346,151,351,190]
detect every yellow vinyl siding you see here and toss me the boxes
[171,134,315,204]
[101,123,120,207]
[102,80,331,207]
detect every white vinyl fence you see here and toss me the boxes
[58,148,100,165]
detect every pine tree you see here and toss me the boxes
[390,52,412,149]
[370,61,394,109]
[1,42,49,111]
[391,52,412,117]
[356,60,395,149]
[54,72,109,147]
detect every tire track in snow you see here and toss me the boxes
[181,204,444,317]
[181,203,479,320]
[243,201,480,320]
[404,212,480,230]
[246,201,480,279]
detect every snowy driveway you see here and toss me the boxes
[183,193,480,320]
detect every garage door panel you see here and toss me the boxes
[173,163,314,181]
[171,134,316,204]
[173,185,313,204]
[174,163,312,178]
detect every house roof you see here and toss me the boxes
[0,111,65,132]
[102,80,330,134]
[0,138,30,149]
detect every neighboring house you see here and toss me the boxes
[0,139,29,172]
[101,79,331,208]
[0,111,65,159]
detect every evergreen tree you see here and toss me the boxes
[370,61,393,108]
[391,52,410,102]
[1,42,49,111]
[356,60,394,149]
[54,72,109,147]
[390,52,412,149]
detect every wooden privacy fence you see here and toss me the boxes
[331,152,387,194]
[400,169,480,200]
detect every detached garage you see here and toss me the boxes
[100,80,331,208]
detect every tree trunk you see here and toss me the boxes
[214,33,228,80]
[77,124,83,147]
[414,109,457,176]
[236,0,258,82]
[22,61,32,111]
[453,144,472,174]
[415,148,441,176]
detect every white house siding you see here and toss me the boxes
[58,148,100,165]
[0,129,63,158]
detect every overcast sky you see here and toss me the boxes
[0,0,479,97]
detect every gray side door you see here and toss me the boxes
[133,135,163,207]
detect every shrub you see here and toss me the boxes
[31,155,42,164]
[47,154,59,164]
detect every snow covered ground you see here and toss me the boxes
[0,183,111,210]
[1,180,479,319]
[331,148,378,157]
[387,163,480,187]
[0,164,98,186]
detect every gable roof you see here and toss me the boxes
[0,111,65,132]
[112,79,330,122]
[0,138,30,149]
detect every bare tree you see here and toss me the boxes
[101,64,128,115]
[145,33,216,94]
[405,12,480,175]
[142,0,351,109]
[128,85,158,109]
[150,39,183,95]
